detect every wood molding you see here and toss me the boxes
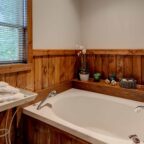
[86,49,144,55]
[33,49,144,57]
[72,79,144,102]
[0,63,32,74]
[33,49,76,57]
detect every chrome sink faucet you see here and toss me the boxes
[37,90,57,110]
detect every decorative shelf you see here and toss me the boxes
[0,89,37,112]
[72,79,144,102]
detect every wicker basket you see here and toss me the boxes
[119,79,137,89]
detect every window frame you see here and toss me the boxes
[0,0,32,74]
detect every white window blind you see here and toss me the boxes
[0,0,27,64]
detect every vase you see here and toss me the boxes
[79,73,89,81]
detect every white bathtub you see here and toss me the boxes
[23,88,144,144]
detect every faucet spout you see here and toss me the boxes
[37,90,57,110]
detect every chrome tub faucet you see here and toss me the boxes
[37,90,57,110]
[134,106,144,113]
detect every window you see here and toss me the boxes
[0,0,28,64]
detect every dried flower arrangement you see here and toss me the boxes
[77,45,89,81]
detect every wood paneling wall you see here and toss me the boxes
[0,50,76,144]
[1,49,144,144]
[86,49,144,85]
[0,50,76,92]
[33,55,75,91]
[0,49,144,92]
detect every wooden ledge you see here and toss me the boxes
[0,63,32,74]
[72,79,144,102]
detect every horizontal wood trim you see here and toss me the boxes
[33,49,144,57]
[33,49,76,57]
[72,79,144,102]
[0,63,32,74]
[86,49,144,55]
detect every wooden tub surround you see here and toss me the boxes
[23,115,91,144]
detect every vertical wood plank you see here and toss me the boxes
[42,56,49,89]
[65,56,71,81]
[0,74,5,81]
[124,56,133,78]
[64,56,76,81]
[17,72,27,88]
[108,55,116,75]
[54,56,60,84]
[142,56,144,85]
[48,56,55,86]
[95,55,102,73]
[101,55,109,79]
[0,111,7,144]
[116,56,124,80]
[69,56,76,80]
[5,73,17,87]
[87,55,95,77]
[133,56,142,84]
[60,56,66,82]
[26,63,34,91]
[34,57,42,91]
[60,134,71,144]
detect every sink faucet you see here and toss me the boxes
[37,90,57,110]
[134,106,144,113]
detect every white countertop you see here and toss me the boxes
[0,89,37,112]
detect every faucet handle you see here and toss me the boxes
[134,106,144,113]
[49,90,57,97]
[51,90,57,94]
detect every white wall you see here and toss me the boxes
[33,0,80,49]
[80,0,144,49]
[33,0,144,49]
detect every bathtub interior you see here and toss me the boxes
[51,89,144,141]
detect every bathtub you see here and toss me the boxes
[23,88,144,144]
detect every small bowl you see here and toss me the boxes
[119,78,137,89]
